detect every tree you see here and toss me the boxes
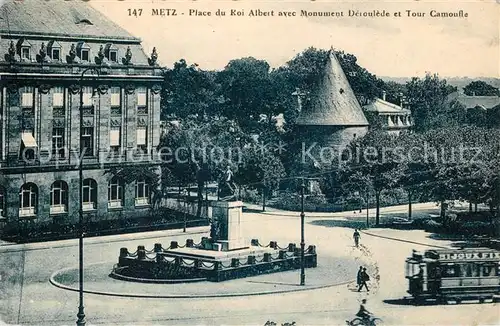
[463,81,499,96]
[216,57,278,130]
[405,74,457,131]
[163,59,218,119]
[234,146,286,211]
[334,50,385,105]
[344,130,400,225]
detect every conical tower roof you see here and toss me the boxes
[296,50,369,126]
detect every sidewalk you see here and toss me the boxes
[244,202,439,218]
[0,226,209,253]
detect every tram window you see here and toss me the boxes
[442,264,459,277]
[482,264,495,277]
[460,264,479,277]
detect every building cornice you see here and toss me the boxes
[0,31,141,44]
[0,72,163,82]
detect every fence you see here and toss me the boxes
[163,197,212,219]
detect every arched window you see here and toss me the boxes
[135,179,150,207]
[19,183,38,217]
[108,176,124,208]
[82,178,97,211]
[50,181,68,214]
[0,186,5,218]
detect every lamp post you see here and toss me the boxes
[365,189,369,229]
[76,67,100,326]
[300,178,306,286]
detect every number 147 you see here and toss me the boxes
[128,9,143,17]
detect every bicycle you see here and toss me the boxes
[346,316,383,326]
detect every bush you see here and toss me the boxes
[459,220,497,236]
[240,188,261,204]
[272,192,332,211]
[420,219,443,232]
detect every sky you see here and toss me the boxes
[92,0,500,78]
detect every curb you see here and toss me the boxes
[49,265,355,299]
[360,230,450,249]
[0,228,209,253]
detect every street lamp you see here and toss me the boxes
[76,67,100,326]
[300,178,306,286]
[365,188,369,229]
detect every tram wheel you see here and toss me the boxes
[455,298,462,304]
[479,297,485,304]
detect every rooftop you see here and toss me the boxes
[448,92,500,110]
[0,0,139,41]
[296,49,368,126]
[364,98,411,115]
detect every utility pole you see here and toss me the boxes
[300,178,306,286]
[77,67,100,326]
[365,189,369,229]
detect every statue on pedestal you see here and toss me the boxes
[218,166,237,201]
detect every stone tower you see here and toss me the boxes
[295,49,369,165]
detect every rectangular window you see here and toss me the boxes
[137,87,147,107]
[136,127,147,149]
[110,50,117,62]
[52,48,60,61]
[82,86,93,107]
[21,47,30,60]
[81,49,89,61]
[110,87,120,107]
[81,127,94,157]
[21,87,34,108]
[52,87,64,108]
[135,180,150,206]
[52,128,65,159]
[109,127,121,152]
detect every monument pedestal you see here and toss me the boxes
[211,201,247,251]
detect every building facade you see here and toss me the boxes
[0,1,163,234]
[363,91,412,135]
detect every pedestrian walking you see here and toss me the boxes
[353,229,360,247]
[356,266,363,288]
[358,267,370,292]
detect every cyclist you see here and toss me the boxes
[356,299,373,324]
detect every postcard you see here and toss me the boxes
[0,0,498,325]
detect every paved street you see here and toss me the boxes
[0,203,498,325]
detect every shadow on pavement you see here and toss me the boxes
[383,298,415,306]
[309,219,366,229]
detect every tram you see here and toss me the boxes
[405,248,500,304]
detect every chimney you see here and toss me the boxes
[382,90,386,101]
[399,92,404,109]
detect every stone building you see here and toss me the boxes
[363,91,412,135]
[0,1,163,234]
[294,49,369,166]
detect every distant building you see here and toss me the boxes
[0,1,163,234]
[294,49,369,158]
[363,91,412,135]
[447,92,500,110]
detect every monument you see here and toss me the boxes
[112,167,318,282]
